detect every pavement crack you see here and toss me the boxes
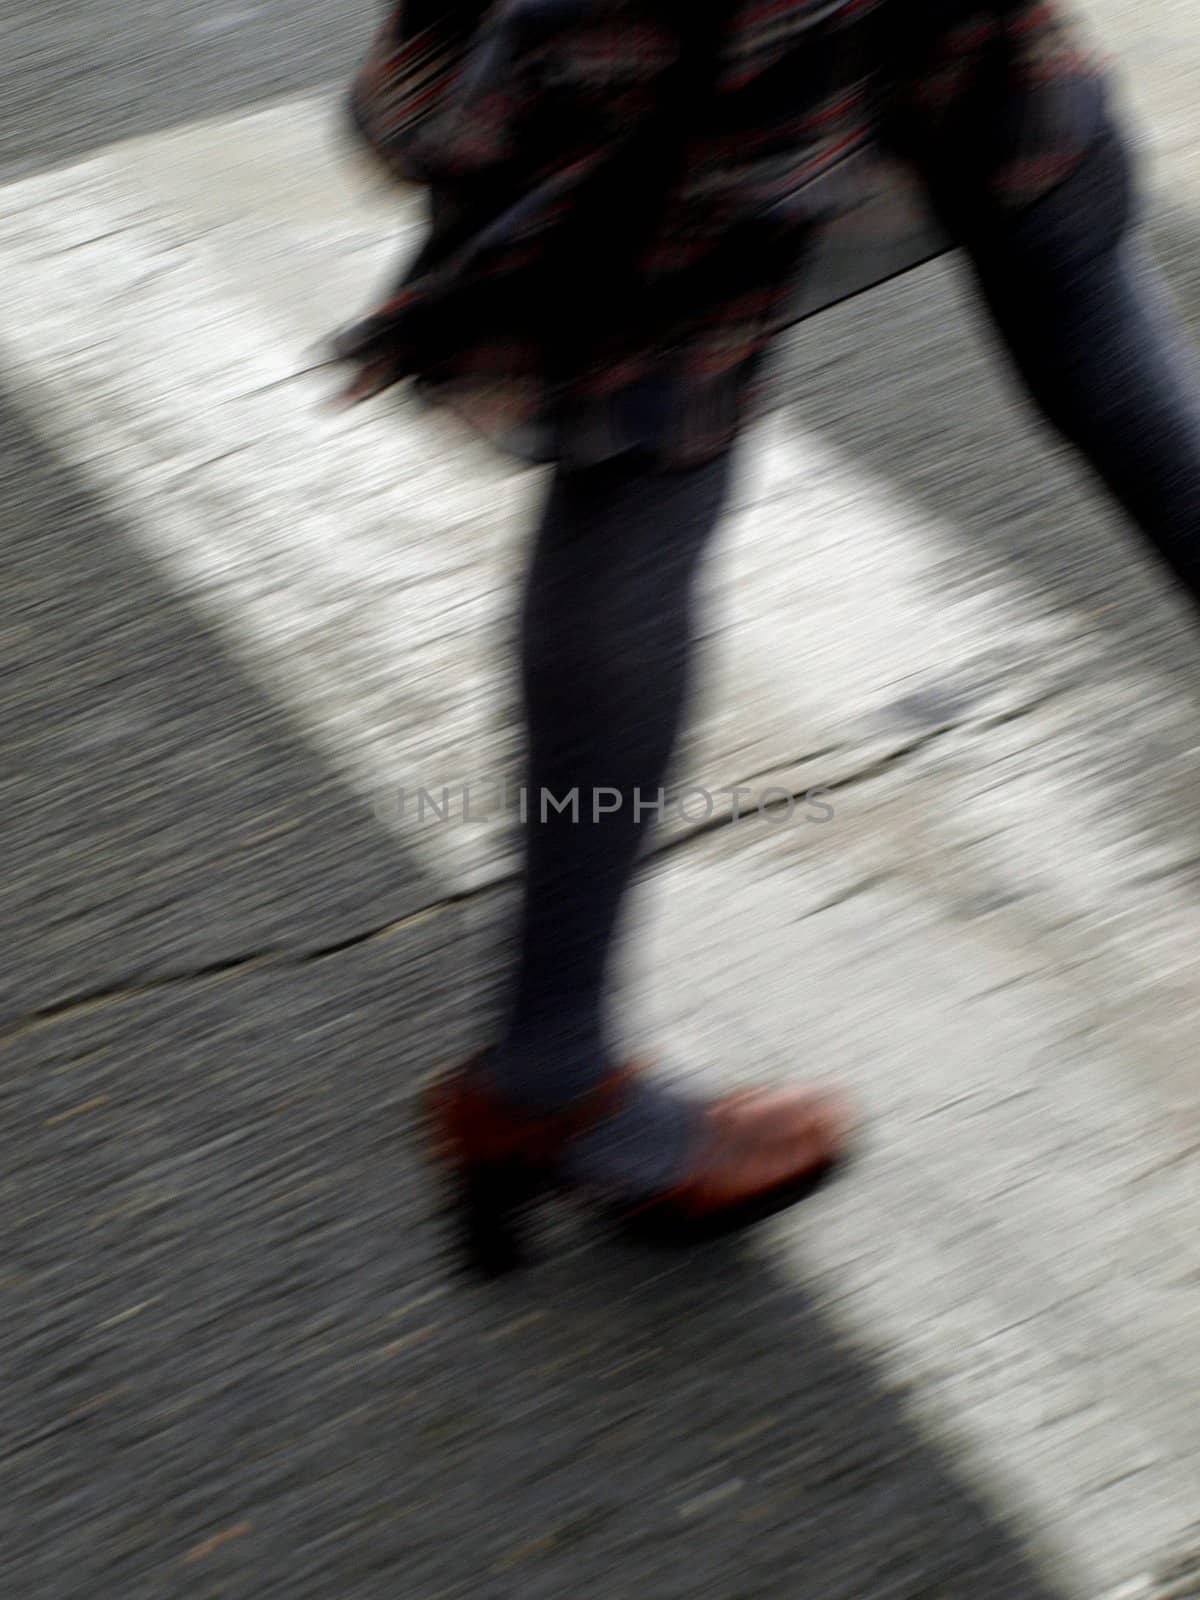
[3,690,1071,1042]
[646,726,962,863]
[0,878,516,1049]
[800,871,896,918]
[0,946,287,1046]
[972,685,1073,732]
[56,224,140,254]
[760,685,1074,802]
[163,443,258,482]
[238,364,332,399]
[645,684,1072,864]
[819,722,961,794]
[717,744,844,789]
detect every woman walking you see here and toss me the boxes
[332,0,1200,1272]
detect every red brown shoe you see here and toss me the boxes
[421,1051,640,1275]
[615,1082,856,1242]
[420,1053,855,1274]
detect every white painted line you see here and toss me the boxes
[0,95,1102,892]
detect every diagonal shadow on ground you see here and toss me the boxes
[1,385,1072,1599]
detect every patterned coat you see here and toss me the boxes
[333,0,1113,465]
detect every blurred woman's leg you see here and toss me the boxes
[486,446,736,1196]
[933,120,1200,605]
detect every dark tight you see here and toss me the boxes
[489,449,734,1196]
[926,124,1200,606]
[504,447,735,1094]
[980,242,1200,604]
[487,120,1200,1196]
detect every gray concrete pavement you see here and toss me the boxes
[0,0,377,182]
[1,372,1083,1600]
[3,2,1200,1598]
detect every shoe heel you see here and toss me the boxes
[455,1160,542,1278]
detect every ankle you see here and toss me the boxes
[486,1020,614,1111]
